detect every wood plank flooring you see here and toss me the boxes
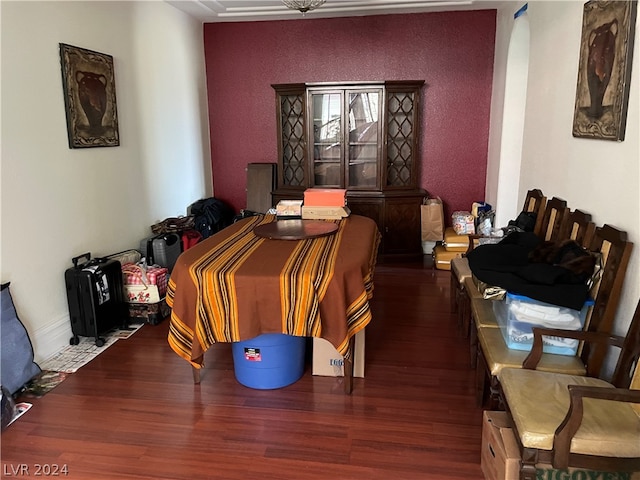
[2,260,485,480]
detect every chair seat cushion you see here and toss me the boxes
[464,277,484,300]
[451,257,471,283]
[500,367,640,456]
[478,326,587,377]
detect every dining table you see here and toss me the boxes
[166,213,381,392]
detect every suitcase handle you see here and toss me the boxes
[146,238,155,265]
[72,252,91,268]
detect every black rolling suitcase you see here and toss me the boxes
[64,253,128,347]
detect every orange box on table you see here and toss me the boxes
[303,188,347,207]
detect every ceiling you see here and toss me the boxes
[166,0,506,23]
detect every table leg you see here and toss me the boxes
[192,356,204,384]
[343,335,355,395]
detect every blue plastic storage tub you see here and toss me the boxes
[231,334,306,389]
[493,292,595,356]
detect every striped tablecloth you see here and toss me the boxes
[167,214,380,369]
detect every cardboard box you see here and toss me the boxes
[303,188,347,207]
[312,330,364,377]
[481,411,521,480]
[535,466,639,480]
[301,205,350,220]
[481,411,640,480]
[276,199,303,218]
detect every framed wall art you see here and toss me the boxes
[59,43,120,148]
[572,0,637,141]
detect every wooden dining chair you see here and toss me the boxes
[557,209,596,248]
[498,298,640,479]
[467,197,575,370]
[468,207,594,355]
[450,189,547,334]
[537,197,568,242]
[465,207,593,367]
[527,188,548,238]
[474,224,633,408]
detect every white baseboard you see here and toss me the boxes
[31,314,72,365]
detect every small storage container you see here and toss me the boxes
[231,334,306,389]
[493,292,594,356]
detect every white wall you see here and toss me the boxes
[0,1,212,362]
[488,3,533,227]
[131,1,213,218]
[485,5,513,214]
[493,1,639,359]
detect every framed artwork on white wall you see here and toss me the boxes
[572,0,637,141]
[59,43,120,148]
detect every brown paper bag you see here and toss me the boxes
[421,197,444,241]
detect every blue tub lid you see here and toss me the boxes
[505,291,595,308]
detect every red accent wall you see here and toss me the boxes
[204,10,496,221]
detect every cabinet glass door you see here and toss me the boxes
[311,92,343,187]
[347,90,381,189]
[386,90,416,187]
[279,93,306,187]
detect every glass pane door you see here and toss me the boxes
[347,90,380,189]
[279,93,306,187]
[311,92,343,187]
[386,91,415,187]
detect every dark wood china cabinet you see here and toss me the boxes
[272,81,426,260]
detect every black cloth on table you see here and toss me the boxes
[466,232,590,311]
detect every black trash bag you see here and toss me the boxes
[466,232,592,310]
[505,211,537,234]
[189,198,235,239]
[232,209,262,223]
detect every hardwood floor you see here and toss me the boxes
[2,260,485,480]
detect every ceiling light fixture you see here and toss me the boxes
[282,0,326,14]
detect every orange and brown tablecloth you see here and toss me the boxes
[166,214,380,368]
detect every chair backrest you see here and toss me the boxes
[629,363,640,417]
[611,298,640,391]
[522,189,546,236]
[538,197,569,242]
[582,224,634,376]
[558,209,596,248]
